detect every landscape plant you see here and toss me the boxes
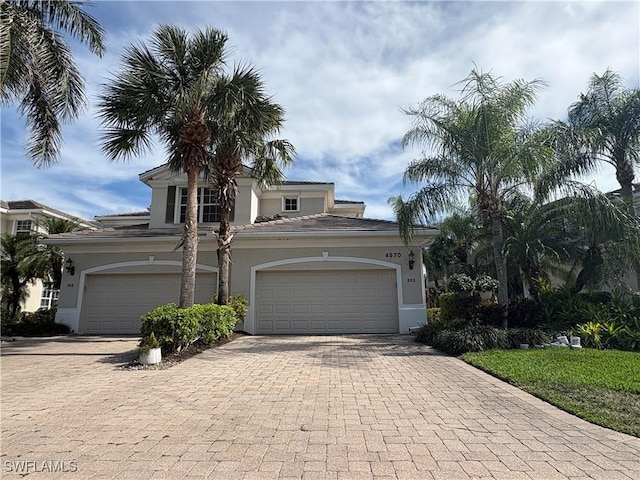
[98,25,229,309]
[140,301,239,354]
[1,0,105,166]
[206,69,295,305]
[447,273,475,292]
[462,348,640,436]
[392,68,553,324]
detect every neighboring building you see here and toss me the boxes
[44,164,437,335]
[0,200,96,312]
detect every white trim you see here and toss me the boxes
[235,230,437,239]
[399,304,428,334]
[55,261,219,333]
[267,183,334,192]
[246,255,404,334]
[282,195,300,213]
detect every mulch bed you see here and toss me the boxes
[117,332,245,370]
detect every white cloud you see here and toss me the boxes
[1,0,638,222]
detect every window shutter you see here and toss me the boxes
[166,186,176,223]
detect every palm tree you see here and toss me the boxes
[206,66,295,304]
[501,185,640,297]
[1,234,46,319]
[1,0,105,166]
[97,25,228,308]
[559,187,640,293]
[392,68,552,324]
[547,70,640,204]
[502,193,574,298]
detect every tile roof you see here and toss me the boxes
[232,214,399,233]
[281,180,334,186]
[1,199,94,225]
[44,214,417,242]
[95,210,150,217]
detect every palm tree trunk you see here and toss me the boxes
[217,206,232,305]
[615,152,635,207]
[179,167,199,308]
[490,216,509,327]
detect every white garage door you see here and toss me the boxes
[256,270,398,334]
[83,273,217,334]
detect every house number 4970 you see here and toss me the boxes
[384,252,401,258]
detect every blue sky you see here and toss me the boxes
[1,0,639,221]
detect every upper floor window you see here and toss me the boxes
[40,283,59,309]
[283,196,299,212]
[178,187,221,223]
[16,220,34,236]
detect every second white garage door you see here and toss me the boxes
[256,270,398,334]
[83,273,217,334]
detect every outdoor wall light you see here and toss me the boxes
[65,257,75,276]
[408,250,416,270]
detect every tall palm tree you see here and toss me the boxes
[1,0,105,166]
[392,69,552,324]
[547,70,640,203]
[206,66,295,305]
[97,25,228,308]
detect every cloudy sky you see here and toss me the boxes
[1,0,638,221]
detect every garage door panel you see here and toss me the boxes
[256,270,398,334]
[83,273,216,334]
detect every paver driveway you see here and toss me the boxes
[1,335,639,480]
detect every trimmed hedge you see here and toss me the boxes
[438,292,476,322]
[141,302,238,354]
[1,308,71,336]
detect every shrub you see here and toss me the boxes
[448,273,475,292]
[226,294,248,323]
[415,322,445,345]
[433,324,508,355]
[438,292,476,323]
[1,308,71,336]
[475,274,499,292]
[199,303,237,344]
[507,328,551,348]
[477,303,505,327]
[426,308,441,323]
[141,302,241,354]
[140,302,176,351]
[508,297,544,328]
[140,303,198,353]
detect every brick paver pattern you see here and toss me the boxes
[1,335,639,479]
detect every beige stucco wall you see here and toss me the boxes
[23,280,44,312]
[228,243,423,306]
[148,186,168,228]
[259,197,326,218]
[1,217,11,235]
[53,233,428,334]
[147,180,257,229]
[56,246,217,310]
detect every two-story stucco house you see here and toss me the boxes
[44,164,437,335]
[0,200,96,312]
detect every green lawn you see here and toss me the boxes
[462,348,640,437]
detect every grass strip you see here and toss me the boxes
[462,348,640,437]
